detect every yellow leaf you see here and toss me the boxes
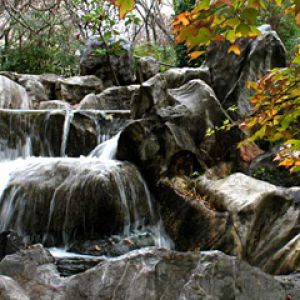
[111,0,134,19]
[296,13,300,25]
[279,158,294,167]
[189,51,205,60]
[228,44,241,56]
[95,245,102,251]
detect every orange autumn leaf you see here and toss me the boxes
[189,50,205,60]
[228,44,241,55]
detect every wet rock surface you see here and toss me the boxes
[68,232,156,257]
[0,245,298,299]
[0,109,129,159]
[0,231,26,261]
[0,159,153,246]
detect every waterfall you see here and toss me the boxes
[60,109,74,157]
[89,132,120,160]
[0,109,129,161]
[0,106,172,257]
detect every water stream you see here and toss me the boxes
[0,113,172,259]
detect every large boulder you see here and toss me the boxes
[196,172,300,274]
[117,79,224,185]
[157,177,241,253]
[57,76,104,105]
[205,24,286,117]
[80,36,136,86]
[0,245,298,299]
[78,85,140,110]
[18,75,48,106]
[0,276,29,300]
[0,76,31,109]
[0,158,154,246]
[136,56,160,82]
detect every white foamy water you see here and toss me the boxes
[89,132,120,160]
[0,133,173,251]
[49,247,105,260]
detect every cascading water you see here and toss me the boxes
[0,132,172,255]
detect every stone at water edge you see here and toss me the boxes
[196,172,300,275]
[38,100,72,110]
[0,244,297,299]
[157,178,241,254]
[0,231,26,261]
[57,75,104,105]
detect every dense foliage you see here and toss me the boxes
[0,7,81,75]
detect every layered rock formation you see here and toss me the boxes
[0,245,298,300]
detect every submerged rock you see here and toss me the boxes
[0,245,298,299]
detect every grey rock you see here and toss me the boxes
[137,56,160,82]
[157,177,240,253]
[57,76,104,105]
[205,24,286,117]
[118,79,224,185]
[0,245,298,299]
[39,100,72,110]
[0,275,30,300]
[79,85,140,110]
[0,75,31,109]
[196,172,300,274]
[80,36,136,85]
[0,244,64,300]
[164,66,211,89]
[18,75,48,105]
[0,159,153,246]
